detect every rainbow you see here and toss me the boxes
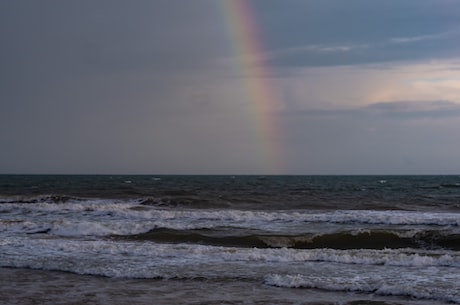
[220,0,284,174]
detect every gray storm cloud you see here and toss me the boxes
[1,0,460,174]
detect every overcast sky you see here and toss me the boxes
[1,0,460,174]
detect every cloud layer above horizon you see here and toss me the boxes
[1,0,460,174]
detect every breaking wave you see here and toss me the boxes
[264,273,460,304]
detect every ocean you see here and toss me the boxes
[1,175,459,304]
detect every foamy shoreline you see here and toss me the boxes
[0,267,449,305]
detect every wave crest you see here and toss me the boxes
[264,273,460,304]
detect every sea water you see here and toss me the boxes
[0,175,459,304]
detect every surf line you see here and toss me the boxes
[220,0,285,174]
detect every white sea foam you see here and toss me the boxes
[2,200,460,226]
[264,273,460,304]
[1,237,459,271]
[1,236,459,304]
[2,200,460,240]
